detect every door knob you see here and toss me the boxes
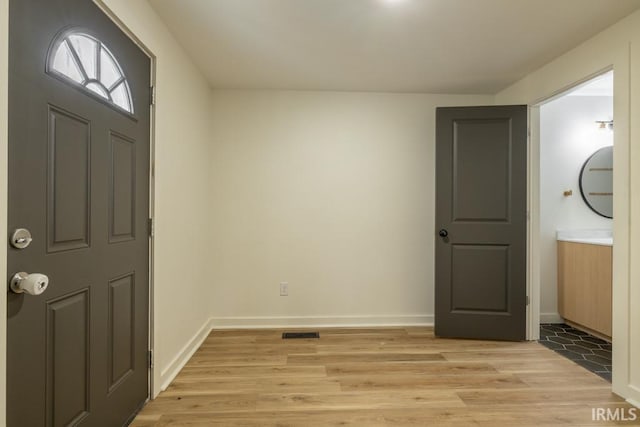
[10,272,49,295]
[438,229,449,238]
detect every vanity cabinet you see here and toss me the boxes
[557,241,612,339]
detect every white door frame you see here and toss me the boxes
[526,67,615,341]
[526,104,541,340]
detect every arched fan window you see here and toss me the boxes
[48,31,134,114]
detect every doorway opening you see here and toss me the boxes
[534,70,614,380]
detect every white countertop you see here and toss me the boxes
[556,230,613,246]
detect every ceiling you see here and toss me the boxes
[148,0,640,94]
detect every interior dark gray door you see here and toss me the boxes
[7,0,151,425]
[435,105,527,341]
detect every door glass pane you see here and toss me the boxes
[86,82,109,99]
[52,42,84,84]
[110,82,131,111]
[68,34,98,80]
[100,48,122,89]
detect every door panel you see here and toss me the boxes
[109,132,136,243]
[435,105,527,341]
[452,119,511,221]
[451,244,509,312]
[46,289,90,426]
[47,106,91,252]
[108,272,136,393]
[7,0,151,425]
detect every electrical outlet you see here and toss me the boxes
[280,282,288,296]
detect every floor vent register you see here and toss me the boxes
[282,332,320,339]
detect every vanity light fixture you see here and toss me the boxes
[596,120,614,130]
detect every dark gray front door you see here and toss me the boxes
[435,106,527,341]
[7,0,151,425]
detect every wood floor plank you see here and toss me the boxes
[177,365,327,379]
[185,354,287,367]
[133,327,637,426]
[129,414,161,426]
[325,361,497,376]
[138,393,257,415]
[337,373,529,391]
[144,410,388,427]
[164,377,342,395]
[255,390,466,411]
[403,326,435,335]
[515,371,611,388]
[195,343,317,355]
[489,358,588,373]
[257,334,426,345]
[457,388,624,406]
[287,352,444,365]
[316,341,530,354]
[441,348,560,362]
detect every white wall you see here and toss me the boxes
[496,8,640,407]
[94,0,214,394]
[208,90,492,328]
[539,95,613,322]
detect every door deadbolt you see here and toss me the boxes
[10,228,33,249]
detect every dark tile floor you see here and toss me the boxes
[539,323,612,382]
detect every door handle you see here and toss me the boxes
[9,272,49,295]
[438,229,449,238]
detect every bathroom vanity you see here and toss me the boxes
[557,230,612,340]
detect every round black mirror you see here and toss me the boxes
[579,146,613,218]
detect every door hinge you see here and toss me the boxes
[148,218,154,237]
[150,85,156,106]
[526,295,530,306]
[148,350,154,368]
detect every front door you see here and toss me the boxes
[435,105,527,341]
[7,0,151,425]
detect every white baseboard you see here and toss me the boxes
[209,314,434,329]
[540,312,564,324]
[159,318,213,392]
[627,385,640,409]
[627,397,640,410]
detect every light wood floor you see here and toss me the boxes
[132,327,638,426]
